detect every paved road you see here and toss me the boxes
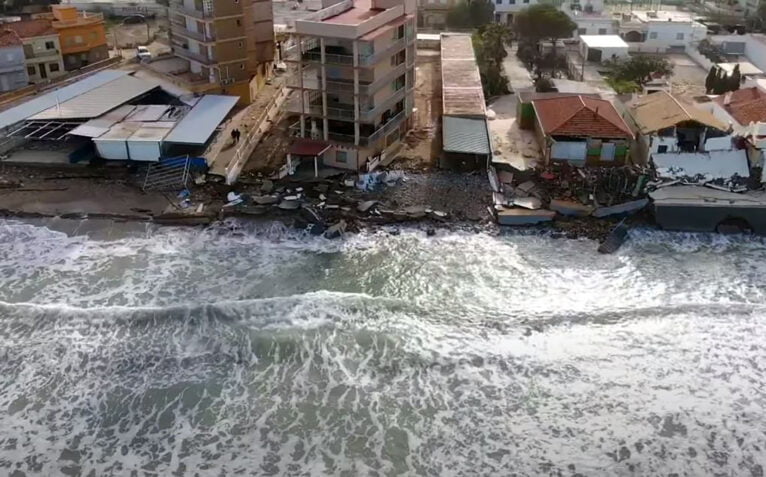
[503,46,534,93]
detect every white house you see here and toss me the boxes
[710,34,766,75]
[562,0,618,38]
[619,10,707,53]
[580,35,629,63]
[493,0,536,26]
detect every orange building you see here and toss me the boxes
[35,5,108,71]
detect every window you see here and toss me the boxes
[45,41,55,50]
[649,32,658,39]
[523,0,529,3]
[74,35,83,44]
[578,28,587,34]
[676,32,684,40]
[390,50,405,66]
[657,145,668,153]
[598,28,607,34]
[238,41,244,48]
[27,65,36,75]
[336,151,348,163]
[236,19,241,26]
[496,0,501,4]
[49,63,60,72]
[240,63,245,69]
[509,0,515,4]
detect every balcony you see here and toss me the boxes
[301,49,354,65]
[171,24,215,43]
[174,46,215,65]
[359,87,406,122]
[169,0,214,20]
[358,37,405,67]
[289,109,406,147]
[288,62,408,98]
[25,48,61,59]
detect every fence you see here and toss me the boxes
[225,86,290,185]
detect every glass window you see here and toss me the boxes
[45,41,55,50]
[336,151,348,163]
[49,63,60,72]
[496,0,501,4]
[509,0,515,4]
[676,32,684,40]
[74,35,83,44]
[598,28,607,34]
[27,65,36,75]
[578,28,587,34]
[649,32,658,39]
[523,0,529,3]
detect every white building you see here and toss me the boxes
[579,35,628,63]
[561,0,617,38]
[493,0,536,26]
[619,10,707,54]
[711,34,766,75]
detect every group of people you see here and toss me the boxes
[231,128,242,144]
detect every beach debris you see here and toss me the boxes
[511,197,542,210]
[426,227,436,236]
[324,220,347,239]
[496,208,555,226]
[278,199,301,210]
[592,198,649,218]
[260,179,274,194]
[550,199,594,217]
[598,222,629,254]
[404,205,427,219]
[357,200,378,213]
[309,223,327,235]
[253,195,279,205]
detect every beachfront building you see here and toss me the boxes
[33,5,108,71]
[285,0,416,172]
[0,30,29,92]
[168,0,275,103]
[4,19,65,84]
[617,10,706,54]
[532,95,633,166]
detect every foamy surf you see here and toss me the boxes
[1,219,765,476]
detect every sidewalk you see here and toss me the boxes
[503,46,534,93]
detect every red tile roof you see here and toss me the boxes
[533,95,633,139]
[3,19,56,39]
[0,29,22,48]
[713,87,766,125]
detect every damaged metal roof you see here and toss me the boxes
[629,91,728,134]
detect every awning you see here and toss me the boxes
[163,95,238,145]
[443,116,490,155]
[289,139,331,156]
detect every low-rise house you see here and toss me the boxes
[0,30,29,92]
[703,87,766,169]
[618,10,706,54]
[532,95,634,166]
[34,5,108,71]
[4,19,65,83]
[494,0,538,27]
[579,35,629,63]
[628,91,734,165]
[714,62,765,84]
[562,0,618,38]
[710,34,766,73]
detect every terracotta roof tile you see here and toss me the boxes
[3,19,57,39]
[533,95,633,139]
[0,29,22,48]
[629,91,728,134]
[713,87,766,125]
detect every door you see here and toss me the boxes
[600,142,616,161]
[40,64,47,79]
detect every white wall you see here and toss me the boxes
[574,18,617,37]
[632,21,706,53]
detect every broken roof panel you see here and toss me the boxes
[68,105,136,138]
[653,150,749,181]
[126,105,171,122]
[533,95,633,138]
[30,75,160,120]
[629,91,728,134]
[0,70,129,130]
[164,95,238,145]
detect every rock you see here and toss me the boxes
[315,184,328,193]
[319,193,326,201]
[357,200,378,213]
[426,227,436,236]
[278,199,301,210]
[283,195,300,201]
[260,179,274,194]
[325,204,339,210]
[432,210,448,218]
[512,197,542,210]
[253,195,279,205]
[404,205,427,218]
[309,223,327,235]
[324,220,347,239]
[344,178,355,187]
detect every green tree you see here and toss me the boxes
[608,55,673,87]
[446,0,494,29]
[729,63,742,91]
[705,66,717,94]
[472,25,513,97]
[514,5,576,75]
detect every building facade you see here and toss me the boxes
[618,10,707,54]
[418,0,456,30]
[286,0,417,171]
[493,0,536,26]
[0,30,29,92]
[4,19,65,83]
[168,0,275,103]
[34,5,109,71]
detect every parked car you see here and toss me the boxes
[136,46,152,61]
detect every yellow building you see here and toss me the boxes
[35,5,108,71]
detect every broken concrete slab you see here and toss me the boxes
[404,205,427,219]
[253,195,279,205]
[260,179,274,194]
[324,220,347,239]
[550,199,595,217]
[592,198,649,218]
[497,208,555,226]
[511,197,542,210]
[357,200,378,213]
[278,199,301,210]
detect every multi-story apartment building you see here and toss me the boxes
[286,0,416,171]
[493,0,536,26]
[168,0,275,103]
[34,5,108,71]
[0,30,28,92]
[4,19,65,83]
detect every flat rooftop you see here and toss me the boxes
[580,35,629,49]
[441,33,485,117]
[631,10,697,23]
[323,0,383,25]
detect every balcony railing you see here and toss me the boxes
[289,109,406,147]
[25,49,60,59]
[171,24,215,43]
[174,46,215,65]
[169,1,214,19]
[358,37,405,67]
[360,87,406,122]
[302,50,354,65]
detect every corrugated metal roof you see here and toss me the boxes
[0,70,129,130]
[126,105,171,122]
[164,95,238,145]
[129,121,175,141]
[30,75,160,120]
[68,105,136,138]
[443,117,490,155]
